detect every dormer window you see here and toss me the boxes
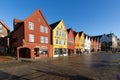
[28,22,34,30]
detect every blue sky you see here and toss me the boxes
[0,0,120,38]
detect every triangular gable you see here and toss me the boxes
[0,20,10,30]
[67,28,75,39]
[50,20,61,30]
[24,9,51,29]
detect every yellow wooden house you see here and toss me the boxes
[79,32,85,53]
[50,20,68,57]
[74,31,80,54]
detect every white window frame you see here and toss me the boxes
[40,25,44,32]
[29,34,34,42]
[45,37,48,43]
[40,36,44,43]
[45,27,48,33]
[28,22,34,30]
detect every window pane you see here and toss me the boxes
[28,22,34,30]
[40,25,44,32]
[45,37,48,43]
[56,31,58,36]
[40,36,44,43]
[56,39,58,44]
[45,27,48,33]
[29,34,34,42]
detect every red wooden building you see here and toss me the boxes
[10,9,52,59]
[67,28,75,55]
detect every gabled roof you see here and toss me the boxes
[49,20,61,30]
[79,31,83,37]
[73,31,78,37]
[92,35,102,39]
[67,28,71,33]
[12,9,51,32]
[25,9,51,30]
[0,20,10,30]
[14,18,24,26]
[84,33,91,38]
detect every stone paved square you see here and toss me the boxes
[0,52,120,80]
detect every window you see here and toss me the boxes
[62,32,64,37]
[1,35,4,37]
[59,40,61,44]
[28,22,34,30]
[64,33,66,37]
[40,25,44,32]
[61,40,64,45]
[40,36,44,43]
[0,24,3,33]
[29,34,34,42]
[56,39,58,44]
[56,30,58,36]
[64,40,66,45]
[38,18,41,22]
[45,27,48,33]
[0,24,2,29]
[45,37,48,43]
[59,31,61,36]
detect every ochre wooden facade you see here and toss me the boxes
[50,20,68,57]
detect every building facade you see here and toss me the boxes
[84,34,91,53]
[50,20,68,57]
[79,32,85,53]
[74,31,80,54]
[67,28,75,55]
[0,20,10,55]
[10,9,52,59]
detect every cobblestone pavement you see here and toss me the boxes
[0,52,120,80]
[0,56,13,62]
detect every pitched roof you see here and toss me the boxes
[0,20,10,30]
[84,33,91,38]
[67,28,71,33]
[73,31,78,36]
[79,31,83,37]
[13,18,24,31]
[14,18,24,26]
[49,20,61,30]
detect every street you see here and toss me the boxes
[0,52,120,80]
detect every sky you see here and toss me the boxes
[0,0,120,38]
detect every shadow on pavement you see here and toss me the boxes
[0,70,30,80]
[33,69,94,80]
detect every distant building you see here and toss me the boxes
[74,31,80,54]
[117,39,120,51]
[0,20,10,55]
[93,33,117,51]
[84,34,91,53]
[79,32,85,53]
[67,28,75,55]
[10,9,52,59]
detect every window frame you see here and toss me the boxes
[29,34,34,42]
[28,22,34,30]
